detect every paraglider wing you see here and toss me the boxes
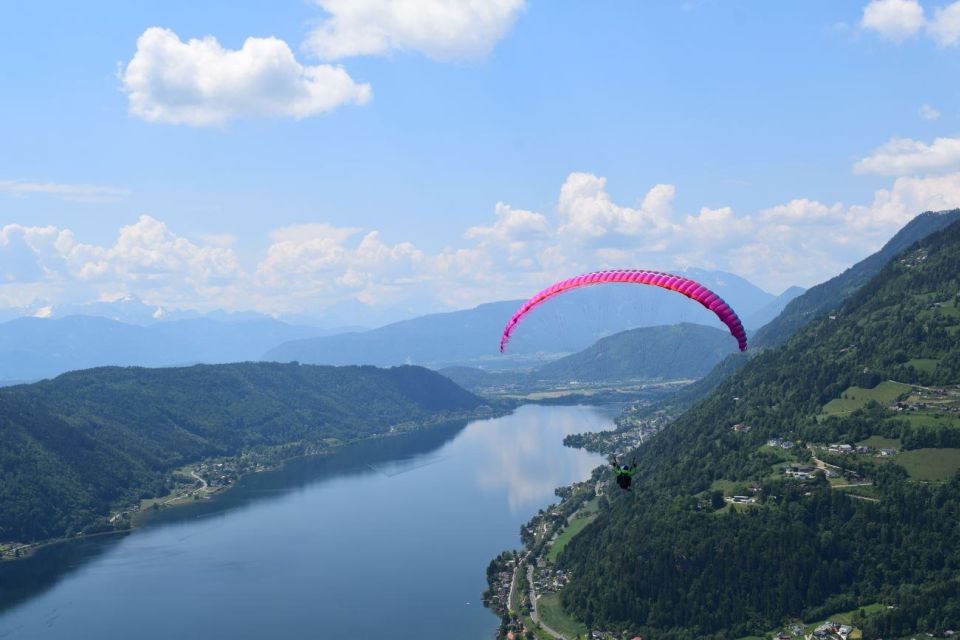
[499,269,748,353]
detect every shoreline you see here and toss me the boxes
[1,407,506,564]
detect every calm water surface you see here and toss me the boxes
[0,404,612,639]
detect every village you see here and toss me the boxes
[563,405,676,457]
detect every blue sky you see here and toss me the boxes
[2,1,959,324]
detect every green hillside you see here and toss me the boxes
[0,363,481,545]
[615,209,960,429]
[556,219,960,638]
[534,323,737,382]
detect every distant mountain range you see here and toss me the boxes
[0,294,366,332]
[263,269,794,369]
[0,268,793,382]
[0,315,327,383]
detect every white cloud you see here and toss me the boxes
[861,0,926,41]
[760,199,845,224]
[854,136,960,175]
[919,103,941,120]
[0,216,243,309]
[5,167,960,318]
[255,223,426,309]
[304,0,526,61]
[849,172,960,229]
[860,0,960,45]
[0,180,129,202]
[556,173,677,242]
[121,27,371,126]
[929,1,960,45]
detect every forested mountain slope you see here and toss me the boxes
[625,209,960,421]
[559,219,960,638]
[0,363,481,544]
[754,209,960,348]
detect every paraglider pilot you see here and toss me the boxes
[610,456,637,491]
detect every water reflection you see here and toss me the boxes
[0,405,610,640]
[463,405,610,510]
[0,420,468,615]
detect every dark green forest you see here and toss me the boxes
[0,363,482,544]
[558,216,960,638]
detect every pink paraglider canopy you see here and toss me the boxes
[500,269,748,353]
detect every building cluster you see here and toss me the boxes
[489,566,515,612]
[767,437,796,450]
[784,465,818,480]
[821,443,897,458]
[586,632,643,640]
[811,620,857,639]
[532,566,571,594]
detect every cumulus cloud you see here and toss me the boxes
[304,0,526,61]
[0,216,242,309]
[255,223,426,310]
[6,168,960,317]
[0,180,129,202]
[854,136,960,175]
[121,27,371,126]
[919,104,941,120]
[929,1,960,45]
[861,0,926,41]
[860,0,960,45]
[556,173,677,243]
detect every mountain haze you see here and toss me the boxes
[264,269,776,369]
[0,316,326,383]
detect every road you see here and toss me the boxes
[508,552,527,613]
[191,470,208,490]
[807,446,880,502]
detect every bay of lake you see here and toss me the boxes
[0,404,613,639]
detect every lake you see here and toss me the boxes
[0,404,613,639]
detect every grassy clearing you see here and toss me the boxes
[522,614,555,640]
[895,448,960,481]
[537,593,590,639]
[547,514,597,563]
[858,436,901,450]
[821,381,912,416]
[759,444,795,461]
[903,412,960,429]
[938,301,960,318]
[710,479,745,495]
[579,497,600,516]
[906,358,940,374]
